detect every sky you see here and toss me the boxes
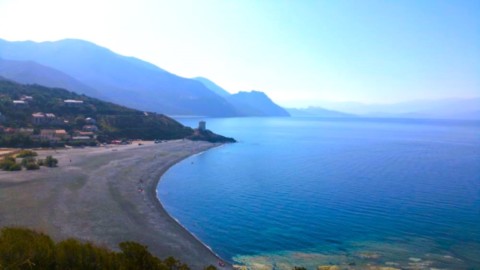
[0,0,478,107]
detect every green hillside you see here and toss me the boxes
[0,78,193,146]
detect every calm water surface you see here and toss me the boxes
[157,117,480,269]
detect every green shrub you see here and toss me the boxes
[19,157,40,170]
[21,156,35,166]
[7,163,22,171]
[118,241,165,270]
[56,238,120,270]
[163,256,191,270]
[3,156,16,163]
[0,156,22,171]
[0,156,15,170]
[45,156,58,167]
[37,159,45,166]
[25,162,40,170]
[16,149,38,158]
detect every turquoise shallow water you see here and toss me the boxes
[157,117,480,269]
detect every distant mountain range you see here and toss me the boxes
[0,58,101,98]
[2,38,475,120]
[193,77,289,117]
[0,38,288,117]
[286,107,355,118]
[288,98,480,120]
[315,98,480,119]
[193,77,231,97]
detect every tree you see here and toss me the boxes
[75,116,87,128]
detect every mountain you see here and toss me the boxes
[287,107,355,117]
[0,58,100,98]
[193,77,231,97]
[193,77,289,117]
[315,98,480,119]
[226,91,290,117]
[0,38,238,117]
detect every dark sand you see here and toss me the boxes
[0,140,231,269]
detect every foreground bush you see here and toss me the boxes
[55,238,120,270]
[0,227,212,270]
[0,227,55,269]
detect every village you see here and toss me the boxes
[0,94,101,146]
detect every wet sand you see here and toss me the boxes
[0,140,230,269]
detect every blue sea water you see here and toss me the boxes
[157,117,480,269]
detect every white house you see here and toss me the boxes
[64,99,84,107]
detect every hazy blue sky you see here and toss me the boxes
[0,0,478,107]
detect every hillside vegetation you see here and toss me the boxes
[0,78,193,145]
[0,227,218,270]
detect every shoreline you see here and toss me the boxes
[148,144,232,267]
[0,140,232,269]
[154,146,227,257]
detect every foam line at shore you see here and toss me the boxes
[152,143,233,267]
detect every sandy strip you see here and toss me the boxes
[0,140,231,269]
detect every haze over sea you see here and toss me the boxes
[158,117,480,269]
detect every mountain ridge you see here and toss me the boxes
[0,58,101,98]
[227,90,290,117]
[0,38,238,117]
[193,77,290,117]
[315,98,480,119]
[0,38,289,118]
[287,106,355,118]
[193,77,231,97]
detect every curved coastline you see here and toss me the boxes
[150,144,233,268]
[0,140,232,269]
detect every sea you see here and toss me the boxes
[157,117,480,270]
